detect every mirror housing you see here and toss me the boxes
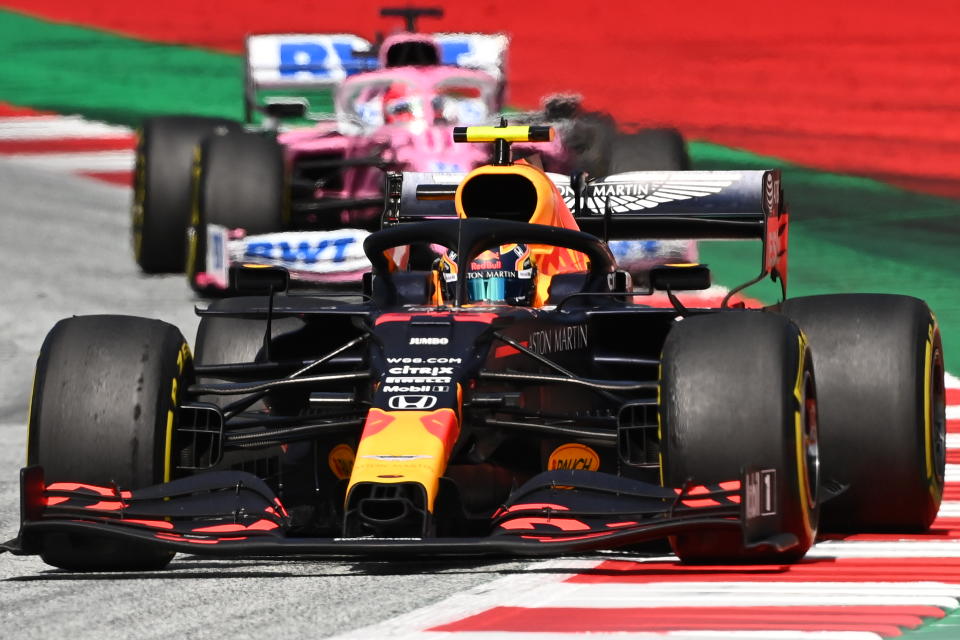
[263,98,308,120]
[229,264,290,294]
[650,263,711,291]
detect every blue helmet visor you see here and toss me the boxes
[467,274,508,302]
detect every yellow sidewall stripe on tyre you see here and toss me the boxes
[24,368,38,465]
[164,341,192,483]
[924,319,942,503]
[185,145,203,278]
[793,332,814,537]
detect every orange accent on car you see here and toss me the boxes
[328,443,356,480]
[359,409,396,440]
[548,443,601,471]
[504,503,570,513]
[46,482,114,496]
[348,408,461,512]
[122,519,175,530]
[192,519,279,533]
[499,517,591,531]
[419,410,459,452]
[375,312,498,325]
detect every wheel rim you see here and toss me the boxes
[931,346,947,484]
[801,370,820,511]
[132,143,146,260]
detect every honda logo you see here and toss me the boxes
[387,394,438,410]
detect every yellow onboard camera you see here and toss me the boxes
[453,123,555,165]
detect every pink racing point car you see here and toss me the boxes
[130,8,689,292]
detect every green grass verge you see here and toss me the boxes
[0,9,242,125]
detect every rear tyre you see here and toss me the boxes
[195,297,302,368]
[780,294,945,531]
[660,311,819,563]
[194,296,306,409]
[558,111,618,177]
[609,128,690,172]
[132,116,241,273]
[28,316,193,570]
[186,131,286,295]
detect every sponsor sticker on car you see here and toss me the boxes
[205,224,230,289]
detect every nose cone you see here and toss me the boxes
[345,311,495,536]
[344,406,460,537]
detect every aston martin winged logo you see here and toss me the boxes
[560,172,741,215]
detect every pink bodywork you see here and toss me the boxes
[276,63,569,227]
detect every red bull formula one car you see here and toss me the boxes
[5,126,944,571]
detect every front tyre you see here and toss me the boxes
[660,312,819,563]
[28,315,193,570]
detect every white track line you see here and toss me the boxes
[379,633,885,640]
[808,540,960,557]
[330,559,596,640]
[946,372,960,389]
[3,150,134,171]
[0,115,131,139]
[503,581,960,609]
[934,501,960,517]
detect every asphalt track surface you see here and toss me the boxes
[0,160,542,639]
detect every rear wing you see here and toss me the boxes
[383,169,789,295]
[561,171,781,240]
[434,33,509,80]
[244,32,508,123]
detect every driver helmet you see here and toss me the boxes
[383,82,420,124]
[437,243,536,305]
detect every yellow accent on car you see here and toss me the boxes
[455,163,564,226]
[328,444,356,480]
[454,125,554,143]
[548,443,600,471]
[347,409,459,512]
